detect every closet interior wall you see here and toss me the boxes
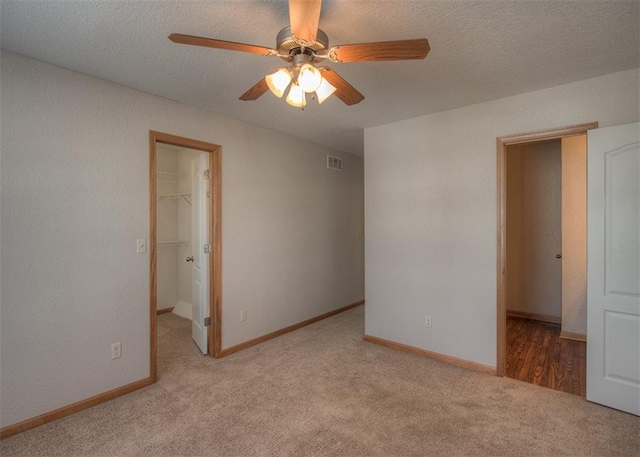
[156,145,200,319]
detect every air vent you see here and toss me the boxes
[327,155,344,171]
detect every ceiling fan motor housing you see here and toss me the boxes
[276,26,329,63]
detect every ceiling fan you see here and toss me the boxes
[169,0,430,108]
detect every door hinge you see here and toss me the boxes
[204,317,211,327]
[203,244,211,254]
[203,169,210,180]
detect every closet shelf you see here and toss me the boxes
[157,171,189,181]
[157,240,190,247]
[159,192,192,205]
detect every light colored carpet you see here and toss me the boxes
[1,305,638,456]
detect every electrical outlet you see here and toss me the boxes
[425,315,432,328]
[240,309,247,322]
[111,342,122,359]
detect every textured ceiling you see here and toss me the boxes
[1,1,638,155]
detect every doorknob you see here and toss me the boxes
[556,254,562,259]
[186,256,194,262]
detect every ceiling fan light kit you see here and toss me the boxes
[286,83,306,108]
[265,68,292,98]
[297,63,322,93]
[314,76,338,104]
[169,0,430,109]
[266,51,336,108]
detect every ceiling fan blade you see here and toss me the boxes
[330,39,430,63]
[239,78,270,101]
[169,33,277,56]
[319,67,364,106]
[288,0,322,43]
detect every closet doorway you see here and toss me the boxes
[149,131,222,382]
[496,123,597,394]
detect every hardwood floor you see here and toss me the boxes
[506,316,586,397]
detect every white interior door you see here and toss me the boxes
[191,152,210,354]
[587,122,640,416]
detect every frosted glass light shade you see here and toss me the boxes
[286,83,306,108]
[265,68,292,98]
[315,77,337,104]
[297,64,322,93]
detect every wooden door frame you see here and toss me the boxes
[149,131,222,382]
[495,122,597,377]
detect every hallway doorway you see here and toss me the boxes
[496,123,597,395]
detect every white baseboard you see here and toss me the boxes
[172,300,192,320]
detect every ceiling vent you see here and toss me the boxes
[327,155,343,171]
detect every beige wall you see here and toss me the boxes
[506,148,525,315]
[365,68,639,367]
[506,141,562,319]
[561,135,588,336]
[0,51,365,428]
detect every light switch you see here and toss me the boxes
[136,239,147,254]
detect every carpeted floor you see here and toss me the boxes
[1,305,638,456]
